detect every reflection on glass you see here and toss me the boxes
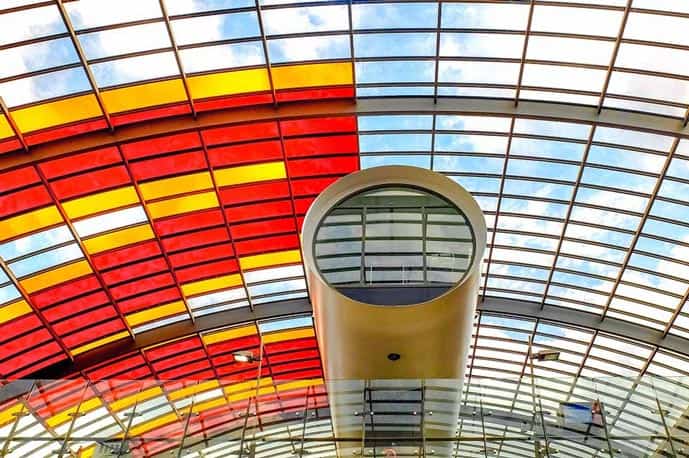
[314,185,474,305]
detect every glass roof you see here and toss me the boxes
[2,0,689,456]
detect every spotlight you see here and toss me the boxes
[233,351,259,363]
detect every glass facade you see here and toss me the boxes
[315,185,474,305]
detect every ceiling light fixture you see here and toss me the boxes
[233,351,259,363]
[530,349,560,362]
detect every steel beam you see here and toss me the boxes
[3,97,689,172]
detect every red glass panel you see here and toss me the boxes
[265,337,317,354]
[51,306,119,336]
[129,150,207,181]
[92,240,162,271]
[145,336,202,361]
[101,257,169,286]
[207,140,282,167]
[290,176,343,197]
[1,328,53,355]
[225,199,293,224]
[230,217,296,240]
[151,348,207,372]
[272,368,322,380]
[111,103,191,128]
[31,275,102,309]
[219,181,290,206]
[265,349,319,364]
[86,353,149,380]
[233,233,299,256]
[109,272,175,300]
[205,335,259,356]
[0,342,64,378]
[41,290,110,322]
[275,86,354,103]
[293,196,315,214]
[287,155,359,178]
[61,319,127,348]
[168,242,234,268]
[284,134,358,158]
[280,116,356,137]
[154,209,225,236]
[201,121,278,147]
[0,185,52,218]
[162,226,229,253]
[159,364,214,381]
[117,287,180,314]
[0,314,42,340]
[39,147,121,179]
[0,138,21,155]
[194,92,273,112]
[0,166,40,193]
[270,359,321,375]
[122,131,201,160]
[174,258,238,283]
[8,353,66,380]
[50,165,131,200]
[24,118,107,146]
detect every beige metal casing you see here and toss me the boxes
[302,165,487,381]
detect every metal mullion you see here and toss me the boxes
[664,289,689,338]
[0,97,28,152]
[73,17,165,36]
[196,132,255,311]
[600,137,679,320]
[348,0,357,98]
[34,168,138,339]
[596,0,633,113]
[115,147,198,325]
[513,0,535,106]
[254,0,278,105]
[0,382,36,457]
[538,125,596,309]
[562,329,598,407]
[168,6,258,21]
[86,46,174,66]
[432,1,442,103]
[55,0,113,131]
[0,63,84,85]
[56,382,90,458]
[0,32,71,52]
[0,258,72,359]
[159,0,197,118]
[178,36,263,52]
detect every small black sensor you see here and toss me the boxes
[387,353,401,361]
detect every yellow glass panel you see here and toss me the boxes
[83,224,154,254]
[224,377,274,402]
[263,328,314,344]
[47,397,102,428]
[0,114,13,139]
[139,172,213,200]
[181,273,242,297]
[71,330,130,356]
[0,206,63,242]
[188,68,271,99]
[272,62,353,90]
[168,380,220,402]
[0,300,32,324]
[202,324,257,346]
[191,396,226,414]
[0,403,24,428]
[126,412,179,437]
[21,260,91,294]
[147,191,218,219]
[109,387,164,412]
[126,301,187,327]
[79,445,96,458]
[276,379,323,393]
[214,161,286,188]
[101,79,186,114]
[239,249,301,271]
[63,187,139,220]
[12,94,102,133]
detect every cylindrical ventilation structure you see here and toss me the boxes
[302,166,486,456]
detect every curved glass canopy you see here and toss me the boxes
[2,0,689,457]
